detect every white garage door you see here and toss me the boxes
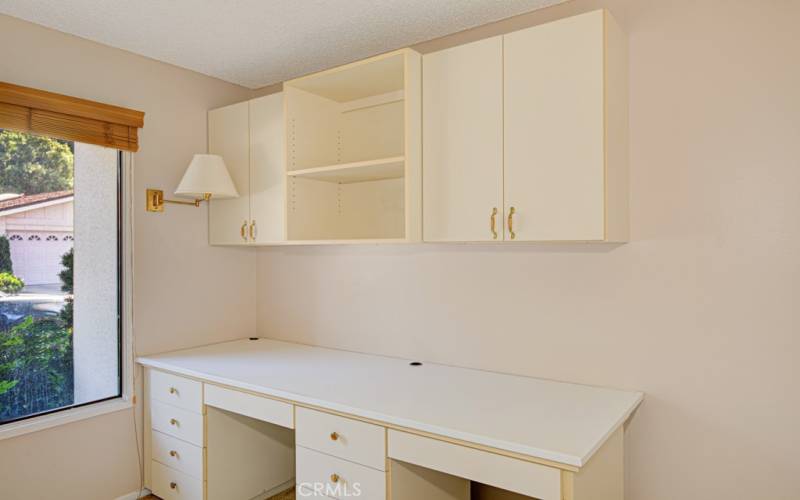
[7,231,74,286]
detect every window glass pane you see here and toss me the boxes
[0,130,121,424]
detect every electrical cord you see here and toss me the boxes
[124,153,145,498]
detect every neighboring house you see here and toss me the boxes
[0,191,74,285]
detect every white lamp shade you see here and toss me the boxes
[174,154,239,199]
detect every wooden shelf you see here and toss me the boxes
[287,156,404,183]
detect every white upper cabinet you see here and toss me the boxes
[208,10,627,246]
[209,93,285,245]
[208,101,250,245]
[422,9,628,243]
[249,93,285,244]
[423,37,504,242]
[505,9,627,242]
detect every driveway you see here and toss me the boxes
[0,283,67,327]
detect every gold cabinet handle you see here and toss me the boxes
[169,418,179,426]
[169,450,179,458]
[507,206,516,240]
[169,387,177,395]
[330,473,340,483]
[170,482,177,490]
[249,220,257,241]
[490,207,498,240]
[240,220,248,241]
[330,432,339,441]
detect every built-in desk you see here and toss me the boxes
[137,338,642,500]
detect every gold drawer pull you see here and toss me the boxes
[169,418,179,426]
[240,220,248,241]
[490,207,498,239]
[249,220,257,240]
[330,432,339,441]
[507,206,516,240]
[170,482,177,490]
[169,450,179,458]
[330,473,340,483]
[169,387,177,395]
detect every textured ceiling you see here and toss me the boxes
[0,0,566,89]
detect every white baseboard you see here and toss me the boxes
[253,478,295,499]
[114,480,291,500]
[115,488,152,500]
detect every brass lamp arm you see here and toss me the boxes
[146,189,211,212]
[163,193,211,207]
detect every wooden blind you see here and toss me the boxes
[0,81,144,152]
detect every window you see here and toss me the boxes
[0,129,123,425]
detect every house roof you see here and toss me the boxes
[0,191,73,213]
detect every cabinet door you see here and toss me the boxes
[423,37,503,242]
[504,10,606,241]
[249,93,285,244]
[209,101,250,245]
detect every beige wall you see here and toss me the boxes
[0,14,254,500]
[1,1,798,499]
[256,1,800,500]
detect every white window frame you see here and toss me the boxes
[0,151,135,441]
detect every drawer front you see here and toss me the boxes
[150,369,203,414]
[296,408,385,470]
[152,430,204,479]
[151,460,204,500]
[296,445,385,500]
[388,430,561,500]
[151,400,204,446]
[204,384,294,429]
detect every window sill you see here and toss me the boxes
[0,397,133,441]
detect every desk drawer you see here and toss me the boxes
[150,369,203,414]
[296,407,385,470]
[151,400,204,446]
[296,445,385,499]
[388,430,561,500]
[204,384,293,429]
[151,460,204,500]
[152,430,204,479]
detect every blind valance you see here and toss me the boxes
[0,81,144,152]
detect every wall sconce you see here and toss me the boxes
[146,154,238,212]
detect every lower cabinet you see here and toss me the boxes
[295,407,385,470]
[151,430,204,479]
[389,430,561,500]
[147,369,206,500]
[296,446,386,499]
[295,407,387,498]
[146,370,297,500]
[145,368,621,500]
[150,400,204,446]
[151,460,205,500]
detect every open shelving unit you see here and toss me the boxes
[284,49,421,242]
[287,156,405,183]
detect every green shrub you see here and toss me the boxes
[0,236,12,274]
[59,248,73,293]
[0,272,24,295]
[59,248,73,328]
[0,316,74,419]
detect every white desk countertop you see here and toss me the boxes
[137,338,642,468]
